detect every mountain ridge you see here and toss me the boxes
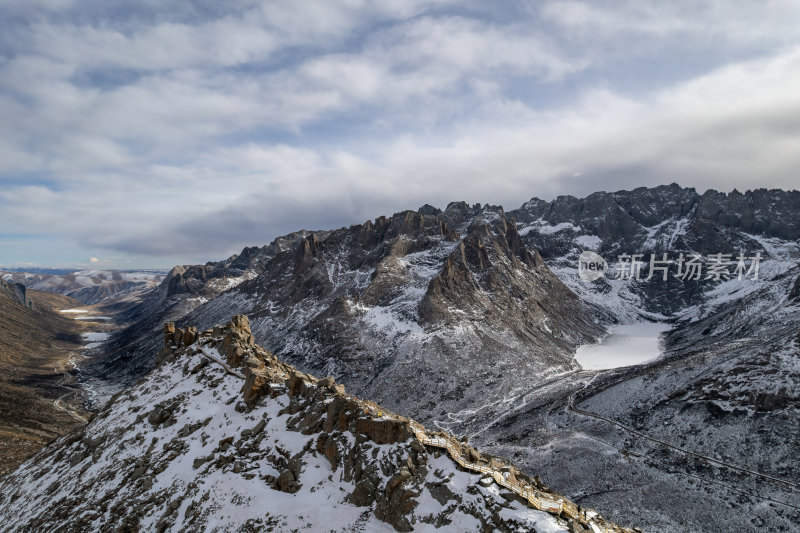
[0,314,636,533]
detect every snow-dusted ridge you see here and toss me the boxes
[0,315,635,533]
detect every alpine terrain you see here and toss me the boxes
[1,184,798,533]
[0,315,633,533]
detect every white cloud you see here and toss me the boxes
[542,0,800,44]
[26,16,278,72]
[1,0,799,265]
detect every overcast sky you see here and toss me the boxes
[1,1,799,269]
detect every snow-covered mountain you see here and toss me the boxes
[74,184,799,532]
[0,269,165,307]
[485,185,800,532]
[0,315,634,533]
[509,184,800,320]
[94,205,603,424]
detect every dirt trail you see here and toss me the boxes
[52,354,89,423]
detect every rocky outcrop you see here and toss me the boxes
[161,315,418,449]
[147,315,634,533]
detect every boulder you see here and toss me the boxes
[182,326,197,346]
[467,447,482,463]
[164,323,175,345]
[241,368,269,406]
[277,469,299,493]
[232,314,251,333]
[318,376,336,389]
[227,344,245,367]
[251,419,266,436]
[348,479,376,506]
[288,371,313,397]
[323,439,338,470]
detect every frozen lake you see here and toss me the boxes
[575,322,669,370]
[82,332,110,350]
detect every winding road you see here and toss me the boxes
[555,371,800,513]
[53,354,89,424]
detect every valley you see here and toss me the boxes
[0,274,154,474]
[0,282,89,474]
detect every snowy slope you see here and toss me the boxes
[0,316,637,533]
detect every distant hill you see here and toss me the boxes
[0,269,165,307]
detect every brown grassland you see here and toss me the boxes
[0,289,91,475]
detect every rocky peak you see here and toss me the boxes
[610,183,698,226]
[439,200,485,232]
[416,203,441,216]
[417,207,580,332]
[462,211,543,270]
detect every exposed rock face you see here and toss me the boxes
[694,188,800,240]
[510,185,800,258]
[0,279,29,308]
[509,184,800,316]
[0,316,635,533]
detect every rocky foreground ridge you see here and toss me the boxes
[0,315,636,533]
